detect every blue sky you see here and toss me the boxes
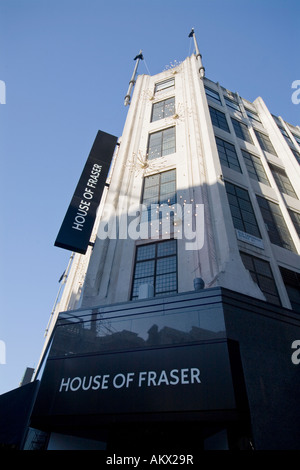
[0,0,299,395]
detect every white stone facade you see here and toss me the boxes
[57,54,300,313]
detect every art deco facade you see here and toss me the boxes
[2,49,300,451]
[49,54,300,318]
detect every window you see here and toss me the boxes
[269,164,298,199]
[245,108,261,123]
[225,182,261,238]
[240,252,281,305]
[278,125,293,144]
[215,137,242,173]
[154,78,175,95]
[131,240,177,299]
[147,127,176,160]
[288,209,300,237]
[257,196,296,252]
[205,86,222,105]
[242,150,270,186]
[151,97,175,122]
[231,118,253,144]
[279,267,300,313]
[141,170,176,224]
[291,148,300,165]
[292,133,300,146]
[224,97,242,115]
[254,130,277,156]
[209,106,230,132]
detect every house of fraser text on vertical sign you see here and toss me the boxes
[55,130,118,254]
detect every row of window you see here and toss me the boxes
[205,84,300,165]
[130,78,300,310]
[148,105,297,202]
[138,165,299,255]
[209,105,278,156]
[130,238,300,312]
[225,180,298,253]
[153,78,300,164]
[205,85,262,124]
[215,135,298,199]
[145,94,299,252]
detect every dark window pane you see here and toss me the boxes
[257,196,296,252]
[209,106,230,132]
[240,252,281,305]
[132,240,177,299]
[225,182,261,238]
[216,137,242,172]
[231,118,253,144]
[280,267,300,313]
[255,130,277,156]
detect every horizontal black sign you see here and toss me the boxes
[54,130,118,254]
[33,341,236,420]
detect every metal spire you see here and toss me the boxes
[124,50,144,106]
[188,28,205,78]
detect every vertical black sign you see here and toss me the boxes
[55,130,118,254]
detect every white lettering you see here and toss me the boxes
[291,80,300,105]
[138,371,147,387]
[113,373,126,388]
[92,375,101,390]
[291,340,300,365]
[82,376,93,390]
[102,374,109,389]
[190,368,201,383]
[181,368,189,384]
[58,367,202,393]
[72,222,83,231]
[0,340,6,365]
[157,370,169,386]
[59,377,71,392]
[169,369,180,385]
[70,377,82,391]
[148,371,157,386]
[126,372,135,387]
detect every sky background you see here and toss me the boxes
[0,0,299,395]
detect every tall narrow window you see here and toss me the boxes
[292,133,300,146]
[240,252,281,305]
[288,209,300,237]
[279,267,300,313]
[151,97,175,122]
[215,137,242,173]
[291,149,300,165]
[147,127,176,160]
[131,240,177,299]
[269,164,298,199]
[277,125,293,144]
[231,118,253,144]
[242,150,270,186]
[141,170,176,224]
[257,196,296,252]
[225,182,261,238]
[209,106,230,132]
[254,130,277,156]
